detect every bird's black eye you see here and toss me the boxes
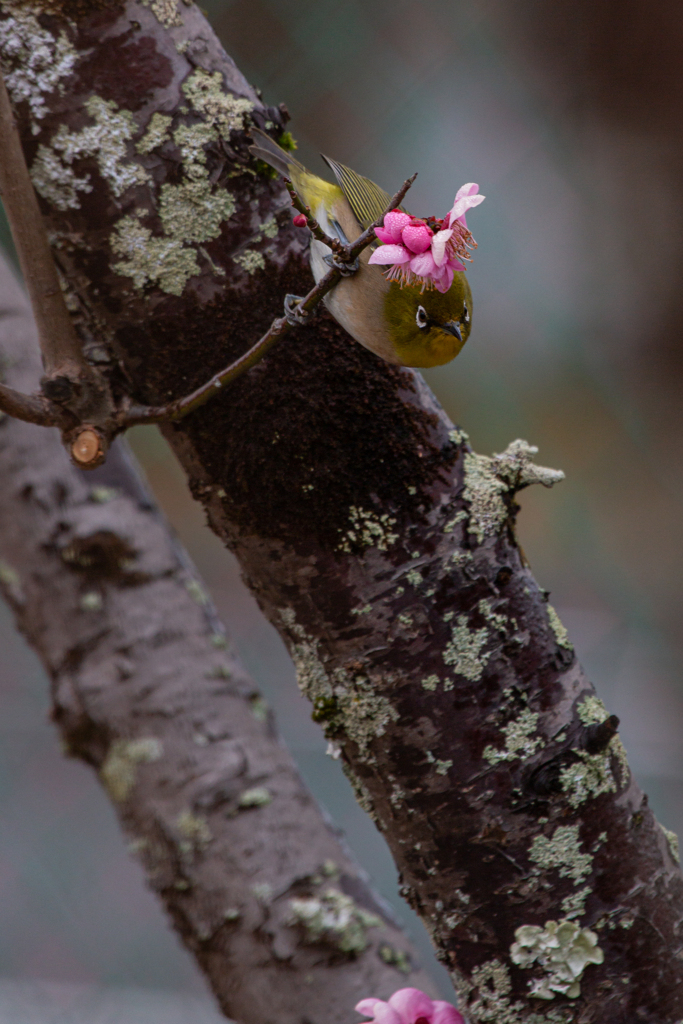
[462,301,470,324]
[416,305,428,329]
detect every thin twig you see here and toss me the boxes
[122,172,417,426]
[284,179,345,254]
[0,381,63,427]
[0,71,92,382]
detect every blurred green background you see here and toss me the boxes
[1,0,683,1013]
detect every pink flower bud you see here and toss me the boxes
[401,223,433,254]
[292,214,308,227]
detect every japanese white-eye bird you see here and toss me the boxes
[250,128,484,369]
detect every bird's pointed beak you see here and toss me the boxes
[442,321,463,341]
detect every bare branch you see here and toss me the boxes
[0,70,91,382]
[0,380,62,426]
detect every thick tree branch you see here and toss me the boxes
[1,3,681,1021]
[0,248,439,1024]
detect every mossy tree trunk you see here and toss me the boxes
[0,2,682,1022]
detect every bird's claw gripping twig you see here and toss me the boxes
[283,294,314,327]
[323,253,360,277]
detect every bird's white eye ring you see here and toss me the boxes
[416,305,428,329]
[463,301,470,324]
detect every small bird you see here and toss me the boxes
[250,128,484,369]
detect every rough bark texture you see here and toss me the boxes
[1,2,682,1021]
[0,251,438,1024]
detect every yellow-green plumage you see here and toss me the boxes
[250,129,473,369]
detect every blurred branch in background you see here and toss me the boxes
[0,249,437,1022]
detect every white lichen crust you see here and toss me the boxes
[288,887,381,954]
[280,608,398,754]
[462,439,563,544]
[0,7,78,132]
[510,918,604,1000]
[100,737,163,802]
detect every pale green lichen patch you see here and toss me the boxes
[181,69,253,135]
[288,887,381,955]
[234,249,265,275]
[0,8,78,132]
[575,695,630,787]
[443,509,467,534]
[448,427,469,446]
[466,959,525,1024]
[339,506,399,553]
[577,695,609,726]
[462,452,508,543]
[662,825,680,864]
[379,945,411,974]
[478,597,510,633]
[238,786,272,808]
[559,750,617,808]
[176,809,212,849]
[510,919,603,1000]
[528,826,592,886]
[111,68,249,295]
[110,212,200,296]
[280,608,398,752]
[483,708,544,766]
[421,674,439,691]
[406,569,423,587]
[443,615,490,681]
[32,96,148,210]
[492,439,565,491]
[136,112,173,154]
[462,440,563,544]
[140,0,182,27]
[560,886,591,920]
[100,737,163,802]
[547,605,572,650]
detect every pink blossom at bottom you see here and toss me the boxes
[355,988,464,1024]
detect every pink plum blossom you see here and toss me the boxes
[368,184,484,293]
[355,987,464,1024]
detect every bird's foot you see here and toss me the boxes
[284,294,314,327]
[323,253,359,277]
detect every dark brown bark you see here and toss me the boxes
[1,2,682,1021]
[0,249,438,1023]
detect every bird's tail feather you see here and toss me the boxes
[249,127,303,179]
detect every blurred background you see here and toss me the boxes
[1,0,683,1017]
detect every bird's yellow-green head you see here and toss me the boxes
[383,274,472,368]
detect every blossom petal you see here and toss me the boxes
[434,264,455,293]
[455,182,480,201]
[388,988,435,1024]
[356,999,386,1017]
[449,195,485,223]
[401,223,433,254]
[356,1000,403,1024]
[375,226,397,244]
[368,244,411,265]
[382,210,413,243]
[431,1002,465,1024]
[409,251,438,277]
[431,228,453,267]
